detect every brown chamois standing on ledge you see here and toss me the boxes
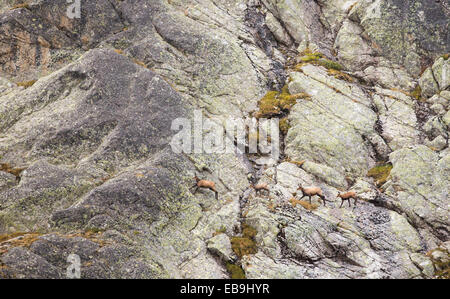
[0,163,26,182]
[193,176,218,200]
[337,191,357,208]
[297,186,330,206]
[251,182,270,195]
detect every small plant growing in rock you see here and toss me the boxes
[225,262,246,279]
[132,58,148,68]
[284,158,306,167]
[295,49,344,71]
[230,223,257,258]
[327,69,354,82]
[67,229,108,247]
[0,232,41,255]
[10,1,30,10]
[114,49,125,55]
[113,49,148,68]
[426,248,450,279]
[409,85,425,102]
[255,91,281,118]
[254,85,310,118]
[16,80,37,88]
[212,226,227,237]
[317,59,344,71]
[279,117,290,135]
[297,49,323,62]
[241,223,257,239]
[367,163,393,187]
[289,197,319,211]
[268,202,277,212]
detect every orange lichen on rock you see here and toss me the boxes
[66,229,108,247]
[10,3,30,10]
[0,232,41,255]
[289,197,319,211]
[16,80,37,88]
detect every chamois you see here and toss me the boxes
[193,176,218,199]
[251,182,270,195]
[337,191,357,208]
[297,186,330,206]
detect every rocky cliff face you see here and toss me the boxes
[0,0,448,279]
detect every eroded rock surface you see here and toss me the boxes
[0,0,448,279]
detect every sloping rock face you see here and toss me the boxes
[349,0,449,77]
[0,0,448,279]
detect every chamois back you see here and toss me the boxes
[338,191,356,199]
[299,186,323,196]
[194,176,217,192]
[253,183,269,191]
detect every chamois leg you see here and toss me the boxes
[348,199,351,207]
[320,195,326,206]
[209,186,218,200]
[308,196,312,204]
[354,198,357,206]
[192,186,199,194]
[340,199,344,208]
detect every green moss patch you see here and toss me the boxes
[317,59,344,71]
[230,223,257,258]
[226,262,246,279]
[299,52,323,63]
[296,49,344,71]
[279,117,290,135]
[231,237,257,258]
[241,223,257,239]
[367,163,393,187]
[16,80,37,88]
[255,85,310,118]
[410,85,426,102]
[327,69,354,82]
[255,91,281,118]
[427,249,450,279]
